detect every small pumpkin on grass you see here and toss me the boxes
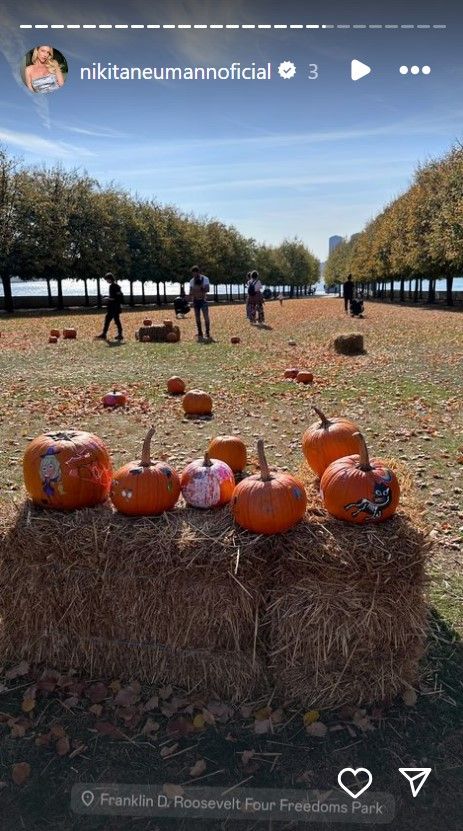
[111,427,180,516]
[232,439,307,534]
[102,389,127,408]
[50,329,60,338]
[62,328,77,340]
[302,406,361,478]
[207,435,247,473]
[166,330,180,343]
[296,371,314,384]
[167,376,185,395]
[181,452,235,508]
[48,336,58,344]
[182,389,213,416]
[230,336,241,344]
[320,432,400,524]
[23,430,112,510]
[143,318,152,326]
[284,368,299,379]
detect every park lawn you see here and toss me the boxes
[0,297,462,830]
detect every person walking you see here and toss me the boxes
[277,292,283,306]
[95,272,124,340]
[342,274,354,314]
[188,266,212,342]
[246,270,264,324]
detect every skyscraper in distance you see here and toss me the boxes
[329,235,343,254]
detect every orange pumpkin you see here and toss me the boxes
[166,331,179,343]
[102,389,127,408]
[284,368,299,379]
[181,452,235,508]
[182,389,213,416]
[163,320,174,331]
[48,336,58,344]
[232,439,307,534]
[143,318,152,326]
[288,339,296,346]
[320,432,400,524]
[63,328,77,340]
[50,329,61,338]
[110,427,180,516]
[302,406,361,478]
[23,430,112,510]
[230,336,241,344]
[296,371,314,384]
[208,435,247,473]
[167,376,185,395]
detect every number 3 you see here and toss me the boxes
[308,64,318,79]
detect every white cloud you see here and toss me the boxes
[0,126,94,158]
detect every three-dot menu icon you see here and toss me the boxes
[399,65,431,75]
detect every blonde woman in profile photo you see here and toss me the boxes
[24,45,64,94]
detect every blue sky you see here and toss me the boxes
[0,0,462,260]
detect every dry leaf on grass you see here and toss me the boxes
[403,689,418,707]
[163,783,184,799]
[56,736,71,756]
[303,710,320,726]
[160,743,179,758]
[306,722,328,738]
[189,759,207,778]
[6,661,29,680]
[12,762,31,786]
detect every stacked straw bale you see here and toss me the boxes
[0,460,430,706]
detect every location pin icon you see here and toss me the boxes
[81,790,95,808]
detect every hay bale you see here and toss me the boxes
[331,333,364,355]
[0,502,269,700]
[265,467,430,708]
[0,463,429,707]
[137,325,168,343]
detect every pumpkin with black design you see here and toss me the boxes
[320,432,400,524]
[207,435,247,473]
[181,452,235,508]
[23,430,112,510]
[302,406,361,478]
[110,427,180,516]
[232,439,307,534]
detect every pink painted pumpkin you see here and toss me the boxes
[181,452,235,508]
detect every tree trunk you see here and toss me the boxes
[83,279,89,306]
[389,279,394,301]
[428,278,435,304]
[56,279,64,311]
[446,275,454,306]
[163,282,167,303]
[180,282,185,298]
[156,282,161,305]
[413,278,419,302]
[96,276,102,309]
[129,282,134,307]
[141,281,146,304]
[1,273,14,313]
[419,278,423,299]
[400,278,405,302]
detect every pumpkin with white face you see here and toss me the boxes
[181,453,235,508]
[110,427,181,516]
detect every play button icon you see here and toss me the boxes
[351,59,371,81]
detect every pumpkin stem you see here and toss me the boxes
[353,432,372,471]
[141,427,155,467]
[257,439,272,482]
[313,406,330,427]
[203,451,213,467]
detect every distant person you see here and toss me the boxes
[24,46,65,94]
[342,275,354,313]
[246,270,264,324]
[95,273,124,341]
[277,292,283,306]
[188,266,212,342]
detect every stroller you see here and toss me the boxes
[174,296,190,318]
[350,297,364,318]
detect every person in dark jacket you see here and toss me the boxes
[342,275,354,313]
[95,272,124,340]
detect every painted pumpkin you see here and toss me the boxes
[23,430,112,510]
[48,336,58,344]
[63,328,77,340]
[284,368,299,379]
[143,318,152,326]
[110,427,180,516]
[181,452,235,509]
[230,336,241,344]
[50,329,60,338]
[102,389,127,408]
[302,406,361,478]
[296,371,314,384]
[182,389,213,416]
[232,439,307,534]
[320,432,400,524]
[208,435,247,473]
[167,376,185,395]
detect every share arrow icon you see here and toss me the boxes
[399,768,432,797]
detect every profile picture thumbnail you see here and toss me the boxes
[21,45,68,94]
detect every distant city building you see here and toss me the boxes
[329,235,343,254]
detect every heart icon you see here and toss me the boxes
[337,767,373,799]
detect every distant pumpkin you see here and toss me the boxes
[102,389,127,408]
[208,435,247,473]
[63,328,77,340]
[230,336,241,344]
[167,376,185,395]
[143,319,152,326]
[48,336,58,344]
[181,452,235,508]
[296,371,314,384]
[182,389,213,416]
[111,427,180,516]
[284,368,299,379]
[50,329,60,338]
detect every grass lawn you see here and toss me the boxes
[0,297,462,830]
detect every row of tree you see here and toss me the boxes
[0,147,319,312]
[324,145,463,306]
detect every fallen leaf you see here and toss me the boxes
[163,783,184,799]
[6,661,29,680]
[141,718,160,735]
[160,743,179,758]
[306,722,328,738]
[303,710,320,726]
[12,762,31,786]
[189,759,207,778]
[86,682,108,704]
[56,736,71,756]
[21,698,36,714]
[403,689,418,707]
[241,750,255,766]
